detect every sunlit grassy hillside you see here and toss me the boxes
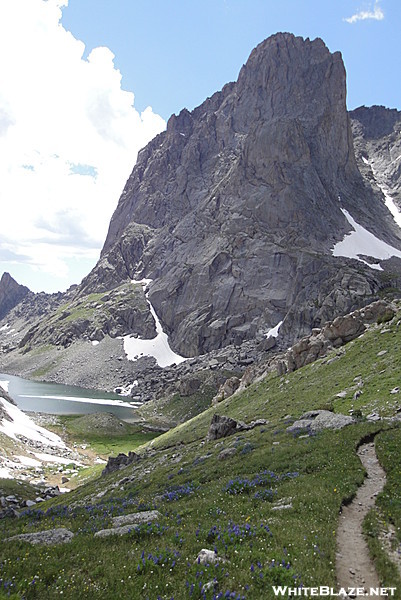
[1,308,401,599]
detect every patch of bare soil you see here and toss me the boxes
[336,441,386,595]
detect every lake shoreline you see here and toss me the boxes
[0,371,141,420]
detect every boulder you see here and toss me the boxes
[286,335,329,372]
[0,508,20,519]
[287,410,354,433]
[212,376,241,405]
[218,448,237,460]
[94,525,139,538]
[5,528,74,546]
[207,414,238,441]
[196,549,227,565]
[323,314,365,344]
[360,300,395,323]
[101,451,139,476]
[111,510,160,527]
[237,419,269,432]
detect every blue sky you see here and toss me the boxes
[0,0,399,294]
[62,0,401,118]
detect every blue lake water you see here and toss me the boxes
[0,372,139,420]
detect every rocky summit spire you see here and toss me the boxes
[79,33,401,356]
[0,273,30,321]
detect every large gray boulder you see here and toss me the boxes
[322,313,366,344]
[111,510,160,527]
[5,528,74,546]
[287,410,355,434]
[207,414,238,441]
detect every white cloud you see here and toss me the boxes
[0,0,166,293]
[344,1,384,23]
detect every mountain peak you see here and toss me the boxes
[72,33,401,356]
[0,273,30,321]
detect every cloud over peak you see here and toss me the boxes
[0,0,166,292]
[344,1,384,24]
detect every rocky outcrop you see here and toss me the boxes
[102,451,140,476]
[236,299,397,390]
[207,414,238,441]
[212,376,241,405]
[18,282,156,350]
[0,273,29,321]
[80,34,401,357]
[206,413,268,440]
[285,300,395,372]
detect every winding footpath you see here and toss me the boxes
[336,441,386,593]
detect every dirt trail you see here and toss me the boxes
[336,441,386,593]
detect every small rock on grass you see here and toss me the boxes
[196,549,228,565]
[94,525,139,538]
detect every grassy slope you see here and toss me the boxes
[0,313,400,599]
[56,414,160,458]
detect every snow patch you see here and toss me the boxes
[0,398,65,448]
[14,455,42,467]
[363,160,401,229]
[362,156,370,165]
[0,380,9,393]
[0,397,65,447]
[0,466,12,479]
[114,380,139,397]
[19,394,140,408]
[33,453,83,466]
[266,321,283,339]
[91,340,100,346]
[332,209,401,269]
[123,279,187,368]
[382,188,401,229]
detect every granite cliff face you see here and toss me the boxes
[351,105,401,209]
[79,33,401,356]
